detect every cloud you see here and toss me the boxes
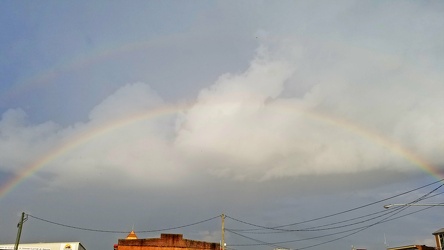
[1,39,443,190]
[174,48,297,179]
[0,83,183,189]
[0,108,61,172]
[88,82,165,122]
[2,3,444,250]
[46,83,183,188]
[394,98,444,167]
[175,39,444,180]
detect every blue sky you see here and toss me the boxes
[1,1,444,250]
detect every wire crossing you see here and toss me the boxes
[22,178,443,250]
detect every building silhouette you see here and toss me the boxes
[0,242,86,250]
[387,227,444,250]
[115,232,220,250]
[387,245,435,250]
[433,228,444,250]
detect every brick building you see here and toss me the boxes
[115,232,220,250]
[387,245,435,250]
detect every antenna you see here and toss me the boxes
[384,233,389,249]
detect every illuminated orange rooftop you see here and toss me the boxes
[126,231,138,240]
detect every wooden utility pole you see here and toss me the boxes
[14,212,27,250]
[221,214,226,250]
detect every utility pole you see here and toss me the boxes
[14,212,27,250]
[221,214,225,250]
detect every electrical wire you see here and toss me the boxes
[27,214,221,233]
[227,229,288,249]
[299,190,444,231]
[228,189,443,234]
[25,179,444,250]
[225,179,443,232]
[228,205,433,247]
[228,189,444,235]
[227,183,443,249]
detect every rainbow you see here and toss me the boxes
[0,101,189,200]
[0,37,190,199]
[0,38,160,105]
[272,101,443,179]
[0,100,442,200]
[287,106,441,178]
[1,37,442,200]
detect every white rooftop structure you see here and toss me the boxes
[0,242,86,250]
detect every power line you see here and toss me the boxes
[24,179,444,250]
[225,179,443,232]
[228,205,433,247]
[227,205,435,246]
[229,190,444,234]
[226,183,443,249]
[227,229,288,249]
[27,214,221,233]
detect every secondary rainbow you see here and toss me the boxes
[1,37,442,199]
[0,38,159,105]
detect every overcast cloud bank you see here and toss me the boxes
[1,40,443,190]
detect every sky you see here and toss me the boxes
[1,1,444,250]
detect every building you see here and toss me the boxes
[385,227,444,250]
[387,245,435,250]
[0,242,86,250]
[115,232,220,250]
[433,228,444,250]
